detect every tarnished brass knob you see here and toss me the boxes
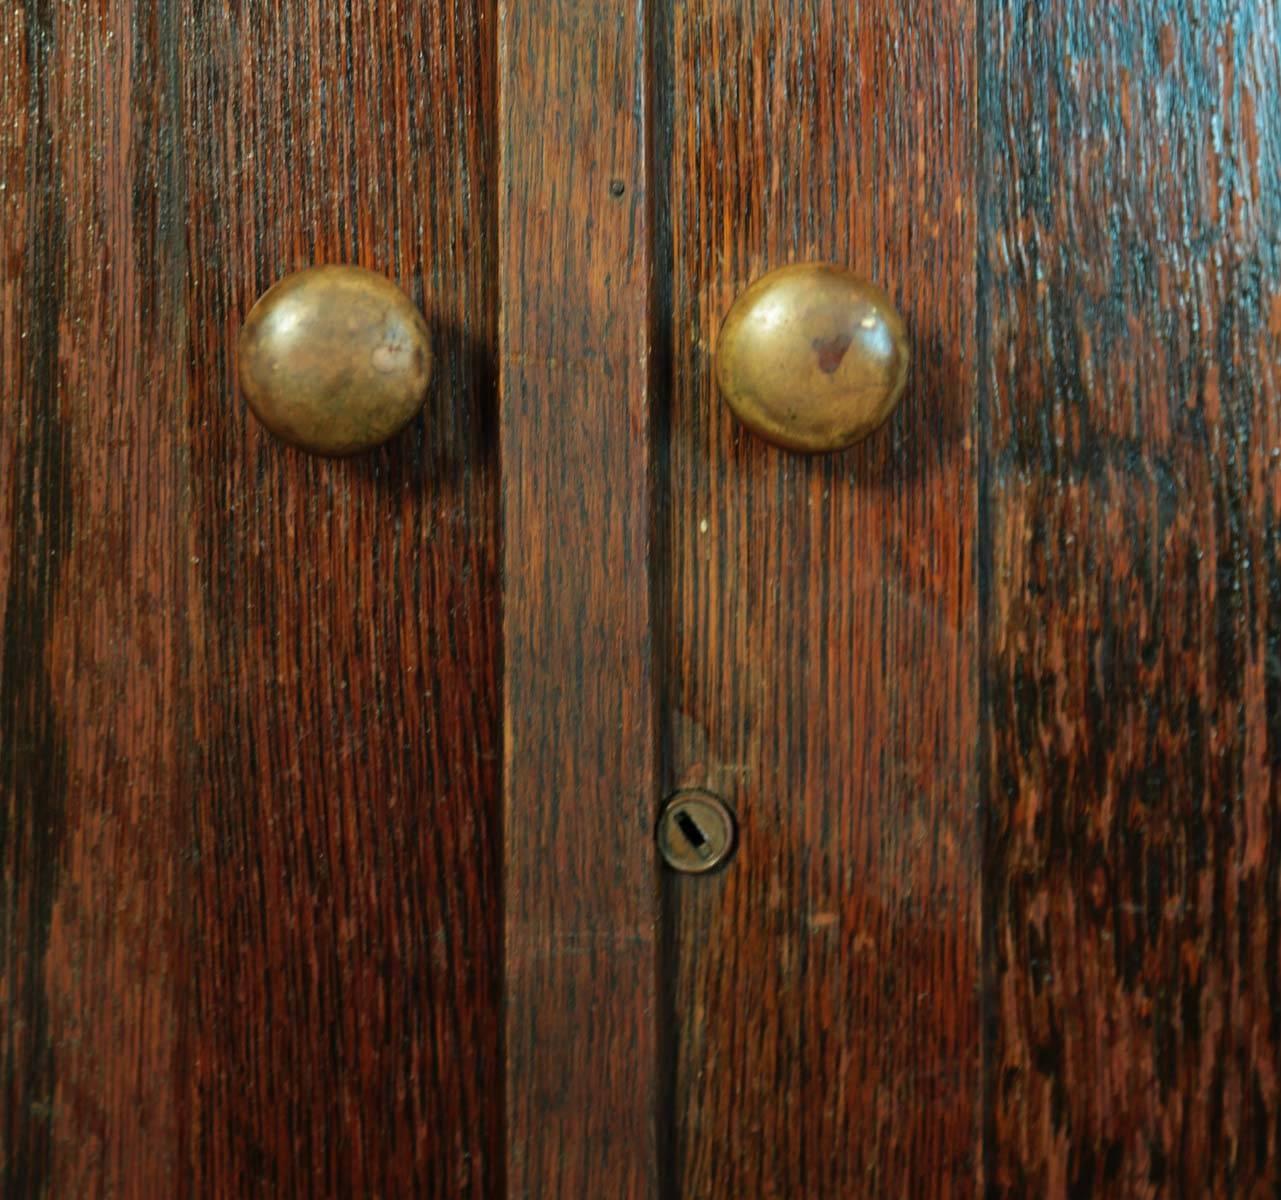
[714,264,909,453]
[238,265,432,456]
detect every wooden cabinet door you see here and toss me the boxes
[2,4,502,1195]
[655,3,977,1192]
[3,2,1279,1198]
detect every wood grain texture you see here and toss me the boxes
[981,2,1281,1195]
[657,2,980,1195]
[181,3,500,1195]
[497,2,660,1196]
[2,2,501,1196]
[1,4,187,1193]
[7,3,1281,1198]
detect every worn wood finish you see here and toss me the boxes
[7,1,1281,1196]
[182,3,500,1194]
[1,4,188,1193]
[981,2,1281,1194]
[497,2,660,1196]
[2,2,501,1195]
[658,1,980,1194]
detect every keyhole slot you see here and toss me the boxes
[658,790,737,874]
[675,811,714,860]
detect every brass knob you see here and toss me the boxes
[238,265,432,456]
[714,264,909,453]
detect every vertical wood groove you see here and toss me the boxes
[498,2,660,1196]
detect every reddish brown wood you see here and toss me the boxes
[497,2,661,1196]
[981,2,1281,1195]
[1,9,56,1192]
[2,2,501,1196]
[181,3,501,1194]
[7,2,1281,1196]
[1,4,187,1193]
[658,2,981,1195]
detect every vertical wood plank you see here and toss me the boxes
[497,2,660,1196]
[659,1,980,1195]
[1,9,63,1193]
[180,2,501,1195]
[1,4,187,1194]
[981,1,1281,1194]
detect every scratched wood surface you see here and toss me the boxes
[497,3,661,1197]
[657,2,981,1195]
[980,1,1281,1196]
[7,1,1281,1197]
[2,2,501,1196]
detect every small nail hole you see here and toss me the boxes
[609,178,626,197]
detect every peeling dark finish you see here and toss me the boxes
[980,1,1281,1194]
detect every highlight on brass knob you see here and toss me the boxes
[238,265,432,456]
[714,263,910,453]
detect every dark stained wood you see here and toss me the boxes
[658,1,981,1195]
[2,2,501,1196]
[1,7,59,1191]
[7,1,1281,1196]
[181,3,500,1194]
[1,4,187,1193]
[981,2,1281,1195]
[497,2,660,1196]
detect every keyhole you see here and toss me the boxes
[675,811,714,860]
[657,790,737,874]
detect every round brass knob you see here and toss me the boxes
[238,265,432,456]
[714,264,909,453]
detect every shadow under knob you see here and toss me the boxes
[714,263,909,453]
[238,265,432,456]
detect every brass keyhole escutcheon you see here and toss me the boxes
[714,263,910,453]
[238,265,433,456]
[658,790,737,874]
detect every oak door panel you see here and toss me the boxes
[658,2,981,1195]
[2,3,500,1195]
[5,2,1281,1197]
